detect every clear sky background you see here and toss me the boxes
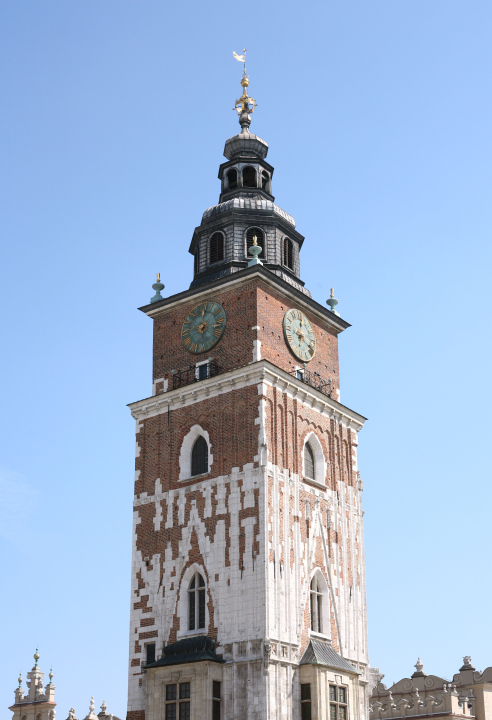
[1,1,491,717]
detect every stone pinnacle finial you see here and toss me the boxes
[415,658,424,673]
[89,698,95,715]
[150,273,165,304]
[326,288,340,316]
[233,49,256,133]
[247,235,263,267]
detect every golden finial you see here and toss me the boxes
[34,648,40,666]
[49,667,53,684]
[233,49,256,131]
[252,235,258,246]
[330,287,335,298]
[156,272,160,282]
[18,672,22,688]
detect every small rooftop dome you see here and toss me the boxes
[223,131,269,160]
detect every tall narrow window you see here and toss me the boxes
[226,168,237,189]
[242,165,256,187]
[246,227,265,258]
[188,572,206,630]
[209,232,224,264]
[212,681,221,720]
[301,684,312,720]
[262,171,269,190]
[283,238,293,270]
[330,685,348,720]
[145,643,156,665]
[191,436,208,476]
[194,248,199,275]
[310,576,322,633]
[304,442,315,479]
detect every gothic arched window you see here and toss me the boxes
[283,238,293,270]
[188,572,206,630]
[310,577,323,633]
[262,171,269,190]
[304,442,315,480]
[246,227,265,258]
[209,232,224,264]
[242,166,256,188]
[191,436,208,476]
[226,168,238,189]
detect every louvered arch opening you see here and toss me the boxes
[283,237,294,270]
[246,227,265,258]
[209,232,224,264]
[304,442,315,479]
[242,166,256,188]
[191,436,208,476]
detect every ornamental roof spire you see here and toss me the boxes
[233,49,256,133]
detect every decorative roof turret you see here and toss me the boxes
[188,54,310,297]
[224,52,268,161]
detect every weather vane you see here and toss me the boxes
[232,49,256,130]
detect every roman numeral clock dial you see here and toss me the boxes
[181,301,227,353]
[283,308,316,362]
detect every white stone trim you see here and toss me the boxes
[129,360,366,432]
[178,424,213,481]
[176,563,209,638]
[302,431,327,488]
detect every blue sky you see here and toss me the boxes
[1,1,491,717]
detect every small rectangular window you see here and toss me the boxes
[329,684,348,720]
[179,683,190,700]
[165,705,176,720]
[301,683,312,720]
[198,363,208,380]
[178,702,190,720]
[145,643,155,665]
[166,685,177,701]
[213,681,221,699]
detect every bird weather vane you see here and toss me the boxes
[233,48,256,120]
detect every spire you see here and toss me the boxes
[233,49,256,133]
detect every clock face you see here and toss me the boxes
[181,301,226,354]
[283,308,316,362]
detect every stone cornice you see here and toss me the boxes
[139,266,350,334]
[128,360,366,431]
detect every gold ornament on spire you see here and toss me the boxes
[233,49,256,128]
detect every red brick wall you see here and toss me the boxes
[150,278,340,396]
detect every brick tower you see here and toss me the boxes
[127,66,371,720]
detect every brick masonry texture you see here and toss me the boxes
[126,274,368,720]
[150,278,340,397]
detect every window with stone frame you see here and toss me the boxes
[191,436,208,476]
[261,170,269,190]
[246,227,265,258]
[310,576,323,633]
[209,232,224,264]
[304,442,315,479]
[283,237,294,270]
[188,572,206,630]
[212,681,221,720]
[300,683,312,720]
[165,682,190,720]
[330,685,348,720]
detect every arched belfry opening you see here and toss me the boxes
[246,227,264,258]
[242,166,256,188]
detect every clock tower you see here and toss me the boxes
[126,67,372,720]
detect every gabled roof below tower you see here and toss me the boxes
[144,636,225,668]
[300,639,361,675]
